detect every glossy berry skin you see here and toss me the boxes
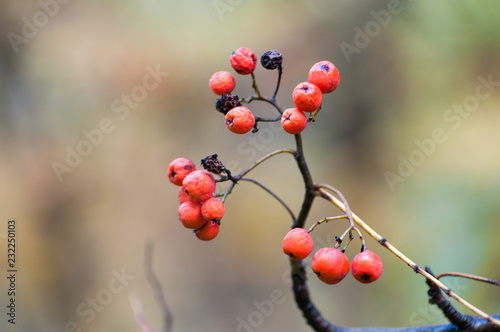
[178,201,206,229]
[282,228,313,260]
[351,250,383,284]
[195,220,219,241]
[209,71,236,95]
[167,158,196,186]
[201,197,225,221]
[230,47,257,75]
[281,108,308,134]
[182,170,216,203]
[178,186,190,204]
[225,106,255,134]
[308,61,340,94]
[292,82,323,113]
[311,247,350,285]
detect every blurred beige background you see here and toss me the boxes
[1,1,499,331]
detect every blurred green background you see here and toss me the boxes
[1,1,499,331]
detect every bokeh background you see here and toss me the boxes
[1,1,499,331]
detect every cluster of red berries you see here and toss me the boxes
[167,157,224,241]
[282,228,383,285]
[209,47,340,136]
[282,60,340,135]
[209,47,257,135]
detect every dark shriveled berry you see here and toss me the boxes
[260,50,283,70]
[215,94,242,115]
[201,154,224,175]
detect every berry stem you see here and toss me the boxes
[436,272,500,286]
[307,215,349,233]
[239,178,296,223]
[272,64,283,101]
[254,115,282,122]
[317,187,500,327]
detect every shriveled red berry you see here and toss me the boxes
[167,158,196,186]
[178,186,190,204]
[281,108,307,135]
[292,82,323,113]
[225,106,255,134]
[282,228,313,260]
[311,247,350,285]
[201,197,225,221]
[308,61,340,94]
[230,47,257,75]
[209,71,236,95]
[195,220,219,241]
[351,249,383,284]
[182,170,216,203]
[178,201,206,229]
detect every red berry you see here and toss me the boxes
[182,170,216,203]
[281,108,308,135]
[167,158,196,186]
[282,228,313,260]
[225,106,255,134]
[311,247,350,285]
[178,186,190,204]
[308,61,340,94]
[351,250,383,284]
[195,220,219,241]
[178,201,206,229]
[230,47,257,75]
[209,71,236,95]
[292,82,323,113]
[201,197,225,221]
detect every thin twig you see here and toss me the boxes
[436,272,500,286]
[272,65,282,101]
[307,215,349,233]
[239,177,296,223]
[144,242,173,332]
[316,188,500,327]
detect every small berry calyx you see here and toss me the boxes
[201,197,225,221]
[281,108,308,135]
[182,170,216,203]
[225,106,256,134]
[292,82,323,113]
[215,94,242,115]
[167,158,196,186]
[195,220,220,241]
[282,228,314,260]
[209,71,236,95]
[260,50,283,70]
[351,249,383,284]
[311,247,350,285]
[230,47,257,75]
[308,61,340,94]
